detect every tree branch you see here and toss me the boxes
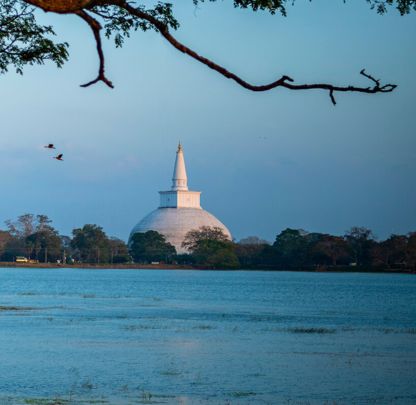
[75,9,113,88]
[20,0,397,103]
[113,0,397,104]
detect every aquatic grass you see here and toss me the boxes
[230,391,257,398]
[24,398,109,405]
[122,324,164,331]
[288,327,336,334]
[0,305,35,311]
[24,398,69,405]
[137,390,173,404]
[192,324,216,330]
[377,328,416,334]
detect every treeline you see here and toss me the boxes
[234,227,416,271]
[0,214,130,264]
[130,226,416,272]
[0,214,415,272]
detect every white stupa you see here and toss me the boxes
[129,143,231,254]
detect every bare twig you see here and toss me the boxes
[75,9,113,88]
[329,89,336,105]
[360,68,380,87]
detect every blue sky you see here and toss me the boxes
[0,1,415,242]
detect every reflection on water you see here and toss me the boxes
[0,268,415,404]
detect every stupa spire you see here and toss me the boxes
[171,142,188,191]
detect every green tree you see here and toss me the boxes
[0,230,14,260]
[1,236,25,261]
[1,0,410,103]
[235,237,269,268]
[108,237,130,264]
[273,228,310,267]
[407,232,416,271]
[5,214,62,260]
[182,226,230,252]
[129,231,176,263]
[192,239,240,269]
[5,213,36,239]
[239,236,270,245]
[26,227,62,262]
[312,234,351,266]
[0,0,68,74]
[375,234,408,267]
[71,224,110,263]
[182,226,238,268]
[344,227,376,266]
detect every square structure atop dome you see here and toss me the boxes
[159,190,201,208]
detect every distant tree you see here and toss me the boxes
[5,214,53,237]
[312,234,351,266]
[182,226,229,252]
[5,213,36,239]
[4,214,62,260]
[239,236,270,245]
[273,228,310,267]
[182,226,238,268]
[0,230,14,260]
[235,237,269,267]
[192,239,240,269]
[375,234,408,267]
[407,232,416,271]
[129,231,176,263]
[26,227,62,262]
[108,237,130,263]
[344,227,376,266]
[71,224,110,263]
[1,0,408,103]
[1,237,26,261]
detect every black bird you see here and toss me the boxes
[53,154,64,161]
[44,144,56,149]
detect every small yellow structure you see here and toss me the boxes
[15,256,28,263]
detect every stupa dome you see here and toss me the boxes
[129,143,231,254]
[130,208,231,254]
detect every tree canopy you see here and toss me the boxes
[71,223,111,263]
[182,226,238,268]
[129,230,176,263]
[182,226,230,252]
[1,0,414,103]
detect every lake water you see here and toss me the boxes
[0,268,415,404]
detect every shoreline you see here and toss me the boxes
[0,262,414,274]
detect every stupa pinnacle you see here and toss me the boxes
[171,142,188,191]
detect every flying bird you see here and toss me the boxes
[53,154,64,161]
[44,144,56,149]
